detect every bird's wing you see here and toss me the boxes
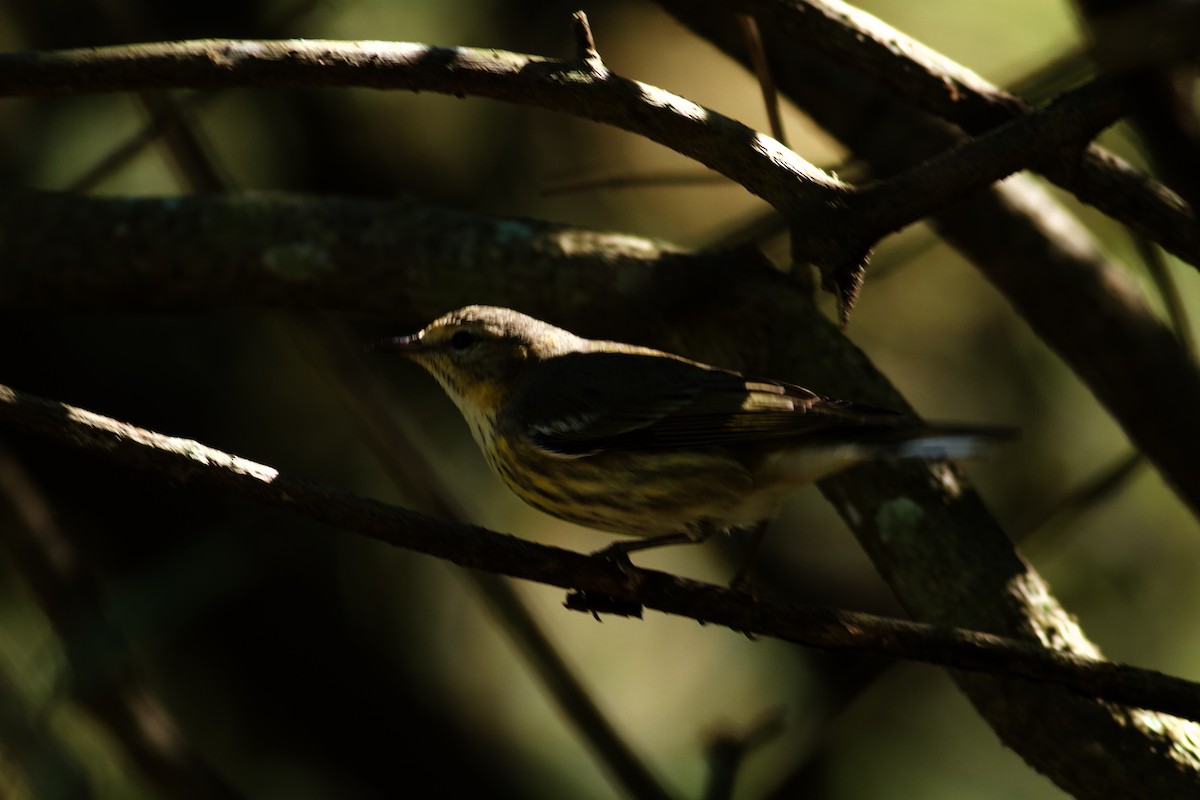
[515,351,902,456]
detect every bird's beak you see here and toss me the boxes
[370,333,425,356]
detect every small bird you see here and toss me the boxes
[378,306,1010,561]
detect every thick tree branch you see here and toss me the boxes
[0,187,712,314]
[3,381,1200,724]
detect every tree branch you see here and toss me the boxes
[734,0,1198,269]
[0,35,845,223]
[829,74,1126,312]
[3,381,1200,724]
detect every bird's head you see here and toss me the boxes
[377,305,585,418]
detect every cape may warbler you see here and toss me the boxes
[379,306,1009,555]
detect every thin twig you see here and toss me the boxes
[702,708,786,800]
[1019,452,1145,546]
[541,170,729,196]
[571,9,604,68]
[1136,236,1197,358]
[67,95,211,192]
[737,13,787,146]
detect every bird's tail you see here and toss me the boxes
[880,424,1017,460]
[766,423,1016,488]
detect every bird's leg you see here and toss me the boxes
[592,523,717,562]
[729,519,771,592]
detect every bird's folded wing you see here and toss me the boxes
[515,351,902,456]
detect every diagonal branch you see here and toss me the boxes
[3,381,1200,723]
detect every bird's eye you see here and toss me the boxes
[449,330,475,350]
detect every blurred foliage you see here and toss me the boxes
[1,1,1198,799]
